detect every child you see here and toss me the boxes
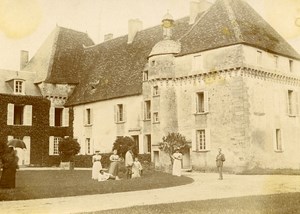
[98,169,119,181]
[131,157,143,178]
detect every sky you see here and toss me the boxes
[0,0,299,71]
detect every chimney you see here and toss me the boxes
[189,0,212,25]
[104,33,113,41]
[128,19,143,44]
[20,50,29,70]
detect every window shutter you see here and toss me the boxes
[62,108,69,127]
[273,129,277,151]
[123,104,127,122]
[49,107,55,126]
[49,136,54,155]
[114,105,117,123]
[297,92,300,116]
[23,136,31,165]
[191,129,197,152]
[141,101,145,120]
[205,128,211,150]
[24,105,32,125]
[83,109,86,125]
[90,108,93,124]
[191,94,196,114]
[7,135,14,141]
[7,103,14,125]
[204,91,209,112]
[293,92,298,116]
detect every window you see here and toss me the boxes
[114,104,126,123]
[14,80,24,94]
[257,50,262,65]
[85,138,92,155]
[153,86,159,96]
[85,108,92,125]
[196,130,206,151]
[153,112,159,123]
[193,54,203,71]
[132,135,139,153]
[86,109,91,124]
[144,100,151,120]
[150,60,156,67]
[192,129,210,152]
[194,91,209,114]
[49,107,69,127]
[55,108,63,126]
[143,71,148,81]
[7,103,32,126]
[289,60,293,72]
[49,136,61,155]
[145,134,151,153]
[275,129,282,151]
[287,90,297,116]
[14,105,24,125]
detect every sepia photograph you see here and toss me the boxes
[0,0,300,213]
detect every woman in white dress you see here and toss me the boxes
[92,151,102,180]
[108,149,120,179]
[172,150,183,176]
[132,157,143,178]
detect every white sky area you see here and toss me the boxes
[0,0,299,70]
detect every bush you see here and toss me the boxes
[59,137,80,162]
[112,136,138,158]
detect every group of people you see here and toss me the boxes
[92,147,143,181]
[171,148,226,180]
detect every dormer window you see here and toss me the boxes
[14,80,25,94]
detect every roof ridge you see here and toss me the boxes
[222,0,244,42]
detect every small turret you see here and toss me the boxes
[161,12,174,40]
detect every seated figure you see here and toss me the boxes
[98,169,119,181]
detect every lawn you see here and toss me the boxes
[0,169,193,201]
[95,192,300,214]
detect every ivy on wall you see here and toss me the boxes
[0,93,73,166]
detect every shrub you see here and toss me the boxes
[112,136,138,158]
[59,137,80,162]
[158,132,191,164]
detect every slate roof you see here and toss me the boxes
[0,69,41,96]
[65,17,192,106]
[24,26,94,84]
[63,0,300,106]
[179,0,300,58]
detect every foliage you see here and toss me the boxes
[158,132,191,164]
[0,94,73,166]
[59,137,80,162]
[112,136,138,158]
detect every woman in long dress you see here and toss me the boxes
[108,149,120,179]
[92,151,102,180]
[172,150,183,177]
[0,147,19,188]
[132,157,143,178]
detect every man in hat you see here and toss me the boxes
[216,148,225,180]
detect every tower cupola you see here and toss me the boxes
[162,12,174,39]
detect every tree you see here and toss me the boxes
[59,137,80,163]
[158,132,191,164]
[112,136,137,158]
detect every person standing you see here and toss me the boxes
[92,151,102,180]
[0,147,19,188]
[125,148,134,179]
[108,149,120,180]
[216,148,225,180]
[132,157,143,178]
[172,149,183,176]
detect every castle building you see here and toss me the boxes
[1,0,300,171]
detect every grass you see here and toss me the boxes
[0,169,193,201]
[94,192,300,214]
